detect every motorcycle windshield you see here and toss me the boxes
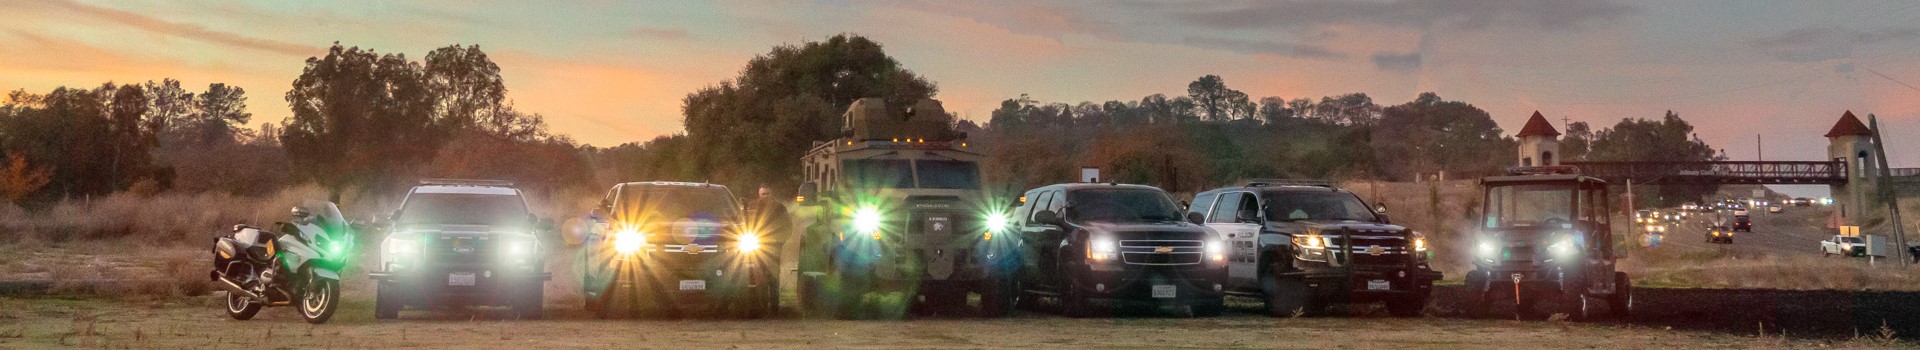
[302,200,353,250]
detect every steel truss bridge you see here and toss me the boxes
[1561,161,1848,185]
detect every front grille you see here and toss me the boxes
[1325,234,1413,267]
[1118,240,1203,265]
[907,212,981,235]
[427,235,495,265]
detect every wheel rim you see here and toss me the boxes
[303,280,332,317]
[228,292,250,313]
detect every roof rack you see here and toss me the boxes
[1243,179,1335,188]
[1504,165,1582,176]
[418,178,515,187]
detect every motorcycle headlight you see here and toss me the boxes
[737,231,763,252]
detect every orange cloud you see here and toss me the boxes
[29,0,316,56]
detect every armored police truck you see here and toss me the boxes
[793,98,1018,318]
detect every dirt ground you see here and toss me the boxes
[1,295,1896,349]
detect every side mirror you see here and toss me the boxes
[588,208,609,222]
[290,206,312,221]
[536,217,557,232]
[1235,209,1261,224]
[796,182,820,206]
[1374,204,1389,214]
[1033,210,1062,226]
[1186,212,1207,225]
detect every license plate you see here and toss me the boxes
[679,280,707,291]
[1151,285,1176,299]
[448,272,476,286]
[1367,279,1390,291]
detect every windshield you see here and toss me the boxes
[1066,188,1184,223]
[1484,183,1574,229]
[616,187,738,222]
[915,160,981,189]
[1841,237,1863,243]
[1263,191,1379,222]
[844,159,914,188]
[398,193,530,226]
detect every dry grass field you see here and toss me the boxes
[0,296,1908,349]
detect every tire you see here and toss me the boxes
[1384,292,1428,317]
[224,291,261,321]
[511,283,545,320]
[1061,274,1105,318]
[299,275,340,325]
[1607,272,1633,318]
[374,281,401,320]
[1191,299,1226,317]
[1265,278,1313,317]
[917,288,967,316]
[978,276,1019,318]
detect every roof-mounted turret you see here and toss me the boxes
[844,98,962,142]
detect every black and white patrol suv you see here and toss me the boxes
[1190,181,1439,317]
[369,179,554,319]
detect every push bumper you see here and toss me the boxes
[371,263,549,307]
[1070,264,1225,306]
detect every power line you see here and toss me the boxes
[1864,67,1920,93]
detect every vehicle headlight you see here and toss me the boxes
[737,231,763,252]
[1205,240,1226,263]
[1293,234,1325,249]
[852,206,884,236]
[613,228,647,255]
[1549,235,1577,258]
[1411,232,1428,252]
[384,237,416,257]
[506,240,533,257]
[1475,240,1497,259]
[984,212,1010,234]
[1088,237,1117,261]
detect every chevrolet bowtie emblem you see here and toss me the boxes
[1154,246,1174,254]
[1366,246,1387,256]
[683,246,701,255]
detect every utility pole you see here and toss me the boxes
[1868,114,1907,266]
[1757,134,1764,161]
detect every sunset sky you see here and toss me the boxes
[6,1,1920,195]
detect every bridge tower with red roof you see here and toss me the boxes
[1516,111,1561,167]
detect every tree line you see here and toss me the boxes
[0,34,1725,209]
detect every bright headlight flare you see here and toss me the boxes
[737,231,763,252]
[1411,232,1428,252]
[984,212,1010,233]
[1205,240,1227,263]
[852,206,884,235]
[1293,234,1325,249]
[1549,235,1577,257]
[1475,240,1497,259]
[1088,237,1117,261]
[387,238,417,256]
[613,228,646,255]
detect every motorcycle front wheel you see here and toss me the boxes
[225,291,261,320]
[300,275,340,324]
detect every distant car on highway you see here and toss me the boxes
[1705,226,1733,244]
[1731,215,1751,232]
[1767,206,1783,214]
[1821,235,1865,257]
[1791,198,1813,207]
